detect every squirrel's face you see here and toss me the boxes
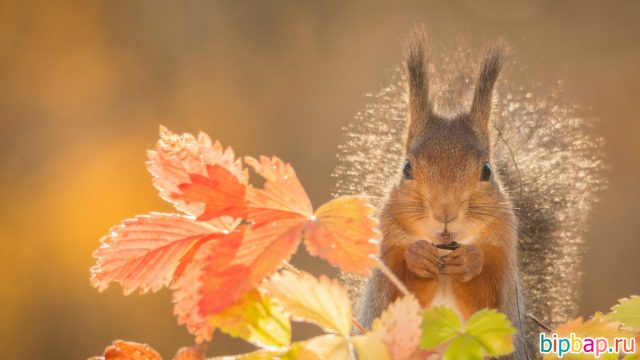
[385,37,510,245]
[389,115,504,245]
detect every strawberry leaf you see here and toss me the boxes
[547,313,636,360]
[352,333,391,360]
[296,335,351,360]
[421,307,515,359]
[147,126,246,231]
[91,213,223,295]
[442,335,482,360]
[370,296,422,360]
[195,156,312,315]
[297,334,389,360]
[172,344,207,360]
[606,295,640,331]
[198,222,303,315]
[304,196,379,275]
[244,156,313,222]
[420,306,462,349]
[263,270,352,337]
[246,156,379,275]
[172,234,236,342]
[98,340,163,360]
[464,309,516,356]
[208,343,302,360]
[178,164,248,221]
[209,289,291,349]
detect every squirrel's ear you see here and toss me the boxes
[469,45,505,140]
[405,28,431,151]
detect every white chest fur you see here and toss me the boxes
[427,276,464,319]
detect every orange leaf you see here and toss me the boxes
[99,340,162,360]
[304,197,379,275]
[172,344,207,360]
[91,213,225,295]
[147,126,246,231]
[245,156,379,275]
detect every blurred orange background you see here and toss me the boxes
[1,1,639,358]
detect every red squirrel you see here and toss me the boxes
[358,31,526,357]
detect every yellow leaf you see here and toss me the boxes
[297,334,350,360]
[607,296,640,331]
[263,270,352,337]
[544,314,635,360]
[209,289,291,350]
[352,332,391,360]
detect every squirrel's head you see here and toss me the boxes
[385,33,511,245]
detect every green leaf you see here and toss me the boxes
[420,306,462,349]
[209,289,291,350]
[442,335,482,360]
[465,309,516,356]
[606,295,640,331]
[421,307,516,359]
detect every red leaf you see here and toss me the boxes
[173,228,245,341]
[147,126,246,231]
[194,156,313,315]
[178,164,248,221]
[198,221,303,315]
[91,213,224,295]
[197,156,380,316]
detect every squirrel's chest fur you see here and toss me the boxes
[407,238,515,318]
[407,250,466,318]
[427,276,463,316]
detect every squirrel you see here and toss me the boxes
[358,31,526,356]
[341,29,606,359]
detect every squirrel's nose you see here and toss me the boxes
[433,207,459,224]
[434,214,458,224]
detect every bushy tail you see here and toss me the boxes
[332,42,607,335]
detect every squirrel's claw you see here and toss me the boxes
[405,240,441,279]
[441,244,484,282]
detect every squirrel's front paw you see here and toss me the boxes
[441,244,484,282]
[405,240,441,278]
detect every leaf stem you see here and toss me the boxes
[372,256,411,297]
[527,312,552,332]
[352,318,366,334]
[281,260,301,275]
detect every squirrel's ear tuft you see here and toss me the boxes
[469,44,506,140]
[405,26,431,150]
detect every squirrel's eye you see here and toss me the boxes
[402,159,413,180]
[480,161,492,181]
